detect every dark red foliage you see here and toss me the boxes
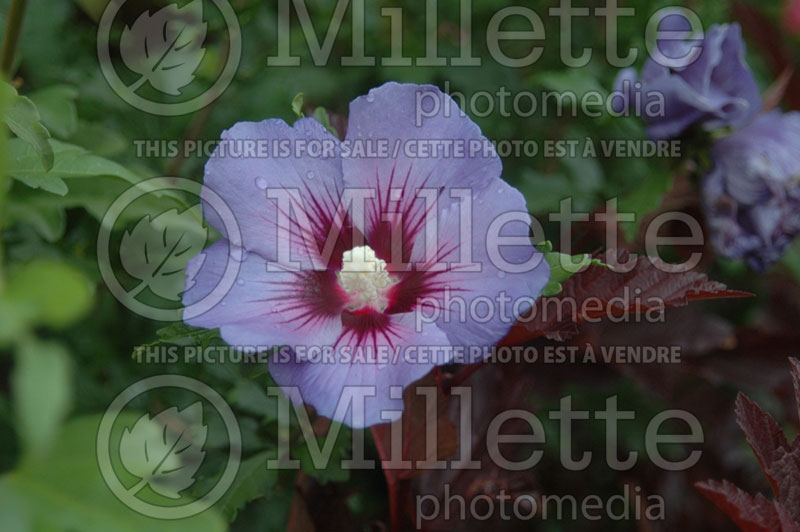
[507,249,751,343]
[695,479,795,532]
[371,248,752,530]
[695,359,800,531]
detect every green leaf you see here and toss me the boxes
[1,82,54,171]
[71,120,127,157]
[133,324,220,360]
[534,69,607,104]
[291,92,304,118]
[296,426,352,484]
[28,85,79,138]
[12,339,72,456]
[311,107,339,137]
[5,138,192,242]
[228,378,276,418]
[0,415,226,532]
[216,451,276,521]
[5,259,94,328]
[561,143,604,195]
[6,198,66,242]
[536,241,608,297]
[617,167,673,242]
[9,172,189,231]
[6,138,140,195]
[157,323,220,345]
[518,170,573,214]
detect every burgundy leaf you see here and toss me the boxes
[736,392,800,520]
[373,374,459,481]
[789,358,800,427]
[697,361,800,531]
[736,392,792,496]
[778,503,800,532]
[695,479,783,532]
[511,249,751,342]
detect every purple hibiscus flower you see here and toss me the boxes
[702,111,800,271]
[182,82,550,427]
[613,13,761,139]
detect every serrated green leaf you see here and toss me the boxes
[28,85,79,138]
[9,172,190,231]
[6,138,140,194]
[216,451,277,521]
[1,82,54,171]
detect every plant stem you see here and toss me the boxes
[0,0,28,77]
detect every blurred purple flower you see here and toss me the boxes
[613,14,761,139]
[702,111,800,271]
[182,82,550,427]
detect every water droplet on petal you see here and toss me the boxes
[497,271,507,279]
[230,246,249,262]
[306,170,314,179]
[236,279,245,286]
[497,187,504,194]
[255,177,267,190]
[366,92,375,103]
